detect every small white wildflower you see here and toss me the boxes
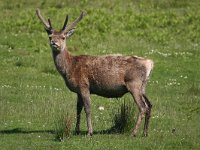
[152,115,159,119]
[168,83,172,86]
[98,106,104,111]
[54,88,59,91]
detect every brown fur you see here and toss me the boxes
[36,9,154,137]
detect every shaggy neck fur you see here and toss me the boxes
[52,47,72,76]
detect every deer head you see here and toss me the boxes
[36,9,85,52]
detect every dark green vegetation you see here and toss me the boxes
[112,99,136,134]
[0,0,200,149]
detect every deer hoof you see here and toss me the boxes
[143,132,148,137]
[131,133,136,137]
[75,131,80,135]
[87,132,93,137]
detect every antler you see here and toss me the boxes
[36,8,52,30]
[36,9,85,32]
[61,15,69,31]
[63,11,86,33]
[48,18,53,29]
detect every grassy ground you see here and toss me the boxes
[0,0,200,149]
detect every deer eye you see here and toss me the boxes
[61,37,65,40]
[48,35,53,39]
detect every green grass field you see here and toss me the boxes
[0,0,200,149]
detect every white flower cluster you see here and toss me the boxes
[1,84,62,91]
[167,78,180,86]
[145,49,193,57]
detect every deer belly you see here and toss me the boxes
[90,83,128,98]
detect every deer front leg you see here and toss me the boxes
[75,94,83,135]
[80,89,93,136]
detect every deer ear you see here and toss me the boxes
[45,28,53,35]
[66,29,75,38]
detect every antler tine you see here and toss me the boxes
[61,15,69,31]
[64,11,86,33]
[48,18,53,29]
[36,8,51,30]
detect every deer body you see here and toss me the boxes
[54,50,152,98]
[36,9,154,137]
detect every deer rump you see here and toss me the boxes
[65,55,152,98]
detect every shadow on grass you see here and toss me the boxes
[0,127,119,136]
[0,128,54,135]
[73,127,121,136]
[0,127,127,142]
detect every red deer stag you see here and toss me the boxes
[36,9,154,137]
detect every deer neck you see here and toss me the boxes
[52,48,72,76]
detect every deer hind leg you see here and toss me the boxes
[143,94,152,137]
[75,94,83,135]
[80,89,93,136]
[126,82,147,137]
